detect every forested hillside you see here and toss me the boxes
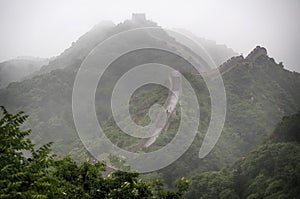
[186,112,300,199]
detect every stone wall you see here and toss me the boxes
[245,46,267,62]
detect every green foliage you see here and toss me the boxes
[186,112,300,199]
[0,106,189,198]
[0,106,55,198]
[270,111,300,143]
[187,142,300,199]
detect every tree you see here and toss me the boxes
[0,106,55,198]
[0,106,190,198]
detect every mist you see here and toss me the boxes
[0,0,299,72]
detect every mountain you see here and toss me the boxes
[0,15,299,191]
[0,15,211,156]
[0,57,49,88]
[147,47,300,185]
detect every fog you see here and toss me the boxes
[0,0,299,71]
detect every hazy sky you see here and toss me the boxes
[0,0,299,71]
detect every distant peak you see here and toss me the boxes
[246,45,268,61]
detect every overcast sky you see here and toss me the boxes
[0,0,299,71]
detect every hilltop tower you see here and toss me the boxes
[132,13,146,23]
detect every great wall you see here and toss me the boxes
[101,14,270,163]
[138,46,268,150]
[198,45,268,78]
[128,70,181,151]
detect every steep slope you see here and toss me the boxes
[223,47,300,147]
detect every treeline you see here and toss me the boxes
[0,106,189,198]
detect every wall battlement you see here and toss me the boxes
[219,55,244,72]
[245,46,267,62]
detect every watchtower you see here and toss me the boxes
[132,13,146,23]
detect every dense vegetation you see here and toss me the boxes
[186,112,300,199]
[1,109,299,198]
[0,106,189,198]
